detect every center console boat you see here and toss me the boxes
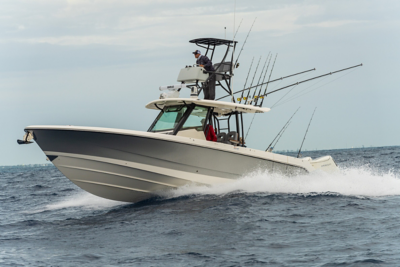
[18,38,338,203]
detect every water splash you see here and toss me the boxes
[24,166,400,214]
[22,193,124,214]
[160,167,400,199]
[44,193,124,211]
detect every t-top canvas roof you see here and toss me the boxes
[189,38,238,47]
[146,98,270,115]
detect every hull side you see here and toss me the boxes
[30,128,308,202]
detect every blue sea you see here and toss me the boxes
[1,146,400,266]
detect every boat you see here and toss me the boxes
[18,38,341,203]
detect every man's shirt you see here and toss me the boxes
[196,55,215,71]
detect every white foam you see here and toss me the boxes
[160,167,400,199]
[24,167,400,215]
[44,192,124,211]
[22,193,124,214]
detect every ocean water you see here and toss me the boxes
[1,146,400,266]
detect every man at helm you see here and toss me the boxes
[193,50,215,100]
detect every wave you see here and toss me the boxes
[160,167,400,199]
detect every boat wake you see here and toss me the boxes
[28,167,400,213]
[160,167,400,199]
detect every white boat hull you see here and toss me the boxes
[25,126,337,202]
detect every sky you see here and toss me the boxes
[1,0,400,165]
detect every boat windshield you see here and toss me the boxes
[149,105,209,133]
[150,105,188,132]
[181,106,208,131]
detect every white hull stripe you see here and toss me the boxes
[72,179,152,193]
[45,151,232,185]
[59,165,178,188]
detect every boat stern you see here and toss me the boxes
[308,156,339,173]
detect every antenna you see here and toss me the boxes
[297,108,317,158]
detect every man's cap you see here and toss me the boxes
[192,50,201,55]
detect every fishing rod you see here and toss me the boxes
[253,54,272,106]
[245,111,256,140]
[238,54,271,103]
[265,107,300,152]
[297,108,316,158]
[220,63,362,101]
[271,121,292,151]
[229,0,237,103]
[239,57,254,104]
[261,64,363,100]
[233,18,243,39]
[259,53,278,107]
[234,18,256,67]
[216,68,316,101]
[270,83,301,108]
[243,53,272,138]
[250,54,270,104]
[272,67,359,108]
[244,56,262,104]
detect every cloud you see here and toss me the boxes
[0,1,373,50]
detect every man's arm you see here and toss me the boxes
[201,56,213,70]
[198,56,204,67]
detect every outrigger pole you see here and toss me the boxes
[297,108,317,158]
[265,107,300,152]
[217,64,362,102]
[216,68,316,101]
[260,64,362,107]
